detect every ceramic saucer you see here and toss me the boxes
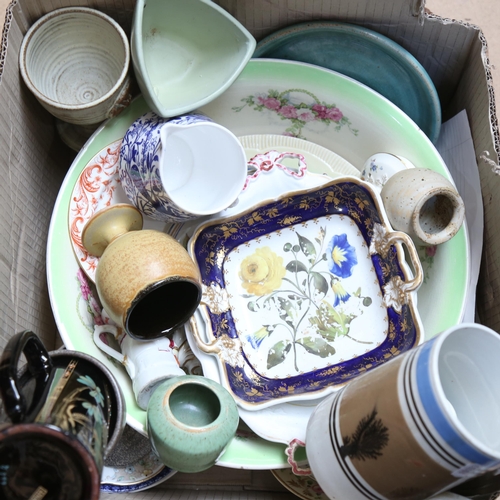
[271,468,328,500]
[101,448,176,493]
[270,469,470,500]
[254,21,441,143]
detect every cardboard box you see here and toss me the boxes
[0,0,497,498]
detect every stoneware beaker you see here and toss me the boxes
[19,7,131,126]
[118,111,247,222]
[305,323,500,500]
[93,323,185,410]
[380,167,465,246]
[147,375,239,473]
[0,331,126,500]
[81,203,202,340]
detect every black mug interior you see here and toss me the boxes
[126,277,201,340]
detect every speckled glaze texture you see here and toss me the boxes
[95,229,201,340]
[147,375,239,473]
[380,168,465,246]
[19,7,130,126]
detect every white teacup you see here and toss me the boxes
[93,324,184,410]
[118,111,247,222]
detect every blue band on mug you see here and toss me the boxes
[416,338,492,465]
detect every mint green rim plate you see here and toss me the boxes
[47,59,468,470]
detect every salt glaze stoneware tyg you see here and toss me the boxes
[306,323,500,500]
[0,331,126,500]
[119,111,247,222]
[380,167,465,247]
[93,324,185,410]
[19,7,131,126]
[147,375,240,473]
[81,204,202,341]
[131,0,256,117]
[362,153,466,246]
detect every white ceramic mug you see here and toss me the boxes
[306,323,500,500]
[93,324,185,410]
[119,111,247,222]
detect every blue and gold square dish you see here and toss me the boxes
[187,177,424,410]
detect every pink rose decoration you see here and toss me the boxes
[425,245,437,257]
[279,105,298,119]
[297,111,315,122]
[312,104,328,119]
[257,96,281,110]
[325,107,343,121]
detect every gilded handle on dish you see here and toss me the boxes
[188,317,221,354]
[384,230,423,293]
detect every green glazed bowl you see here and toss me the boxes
[147,375,239,473]
[131,0,256,117]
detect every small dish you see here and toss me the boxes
[253,21,441,143]
[271,468,328,500]
[101,449,175,493]
[188,177,424,409]
[131,0,256,117]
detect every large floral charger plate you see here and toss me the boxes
[47,59,468,467]
[187,177,424,409]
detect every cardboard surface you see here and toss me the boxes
[0,0,499,498]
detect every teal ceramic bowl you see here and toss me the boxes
[254,21,441,143]
[147,375,239,473]
[131,0,256,117]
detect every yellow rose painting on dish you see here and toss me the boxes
[239,227,374,372]
[239,247,287,296]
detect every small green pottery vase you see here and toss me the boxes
[147,375,239,473]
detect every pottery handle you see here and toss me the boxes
[244,151,308,191]
[384,230,424,293]
[93,325,127,364]
[0,330,53,424]
[285,438,312,476]
[188,317,221,354]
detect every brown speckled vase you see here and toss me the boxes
[82,204,202,340]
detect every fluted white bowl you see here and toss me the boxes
[19,7,131,126]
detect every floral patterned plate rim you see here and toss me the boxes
[68,139,169,283]
[101,450,176,493]
[187,177,424,409]
[271,468,328,500]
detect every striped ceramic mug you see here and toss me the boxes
[306,323,500,500]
